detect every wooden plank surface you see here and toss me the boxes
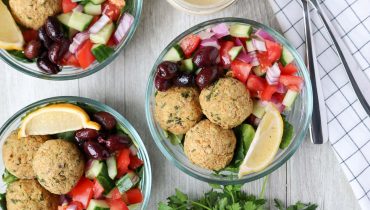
[0,0,361,209]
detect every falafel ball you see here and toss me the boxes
[6,179,58,210]
[2,131,49,179]
[199,77,253,129]
[155,87,203,135]
[33,139,85,194]
[9,0,62,30]
[184,119,236,170]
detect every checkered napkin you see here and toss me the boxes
[268,0,370,208]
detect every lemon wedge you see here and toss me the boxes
[18,103,101,138]
[238,103,284,177]
[0,1,24,50]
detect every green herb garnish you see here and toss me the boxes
[6,50,34,63]
[2,169,18,185]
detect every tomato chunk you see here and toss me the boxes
[93,179,105,199]
[61,52,80,67]
[279,75,303,89]
[265,40,282,63]
[231,59,252,83]
[22,30,38,42]
[117,149,131,178]
[103,2,121,21]
[108,188,122,200]
[280,63,298,75]
[123,188,143,205]
[219,41,235,68]
[180,34,201,58]
[76,40,95,69]
[261,85,278,101]
[62,0,78,13]
[129,156,143,170]
[69,178,94,208]
[66,201,84,210]
[109,199,129,210]
[246,75,266,92]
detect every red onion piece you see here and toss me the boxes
[276,83,287,94]
[249,51,260,66]
[113,13,134,44]
[236,51,253,63]
[198,31,215,40]
[69,32,89,54]
[234,38,246,52]
[200,38,220,49]
[255,29,275,41]
[73,5,83,12]
[252,39,267,51]
[211,23,229,39]
[89,15,110,34]
[266,63,281,85]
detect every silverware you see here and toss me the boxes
[310,0,370,116]
[301,0,328,144]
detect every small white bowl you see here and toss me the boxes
[167,0,238,15]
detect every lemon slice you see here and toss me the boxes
[0,1,24,50]
[238,103,284,177]
[18,103,101,138]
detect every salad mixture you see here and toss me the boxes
[153,22,303,177]
[1,103,144,210]
[0,0,134,74]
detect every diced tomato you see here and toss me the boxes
[61,52,80,67]
[117,149,131,178]
[246,75,266,92]
[66,201,84,210]
[103,2,121,21]
[231,59,252,83]
[109,0,126,9]
[219,41,235,68]
[76,40,95,69]
[109,199,129,210]
[107,36,117,47]
[257,52,270,70]
[22,30,38,42]
[280,63,298,75]
[122,188,143,205]
[93,179,105,199]
[180,34,201,58]
[62,0,78,13]
[279,75,303,90]
[265,40,282,63]
[69,177,94,208]
[271,93,285,103]
[261,85,278,101]
[129,156,143,170]
[108,188,122,200]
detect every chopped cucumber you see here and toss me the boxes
[84,2,102,15]
[228,46,243,61]
[85,160,114,195]
[116,171,140,193]
[230,24,252,38]
[252,66,266,76]
[246,39,256,52]
[252,100,266,118]
[90,0,106,4]
[96,172,115,195]
[163,45,184,62]
[180,58,195,73]
[282,89,298,110]
[57,12,72,26]
[90,22,114,44]
[91,44,114,62]
[87,199,110,210]
[280,118,294,149]
[68,11,93,31]
[280,46,294,66]
[106,156,117,180]
[85,160,104,179]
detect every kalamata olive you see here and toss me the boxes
[83,141,110,160]
[94,111,117,130]
[192,46,219,68]
[58,39,70,59]
[45,17,64,42]
[98,134,132,152]
[155,73,172,91]
[195,66,220,89]
[48,43,61,64]
[38,26,53,49]
[75,128,99,143]
[36,57,61,74]
[173,73,195,87]
[24,40,42,59]
[157,61,179,79]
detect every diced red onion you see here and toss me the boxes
[198,31,215,40]
[252,39,267,51]
[69,32,89,54]
[276,83,287,94]
[73,4,83,12]
[234,38,246,52]
[89,15,110,34]
[200,38,220,49]
[236,51,253,63]
[255,29,275,41]
[249,51,260,66]
[266,63,281,85]
[211,23,229,39]
[129,145,138,156]
[113,13,134,44]
[273,103,285,113]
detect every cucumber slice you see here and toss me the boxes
[87,199,110,210]
[180,58,195,73]
[246,39,256,52]
[252,66,266,76]
[68,11,93,31]
[252,100,266,118]
[90,22,114,44]
[90,0,106,4]
[228,46,242,61]
[282,89,298,109]
[116,171,140,193]
[84,2,102,15]
[230,24,252,38]
[163,45,184,62]
[57,12,72,26]
[85,160,104,179]
[85,160,115,195]
[106,156,117,180]
[96,172,115,195]
[280,46,294,66]
[91,44,114,62]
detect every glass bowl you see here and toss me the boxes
[145,18,313,185]
[0,96,151,209]
[167,0,238,15]
[0,0,142,80]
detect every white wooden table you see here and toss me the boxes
[0,0,361,209]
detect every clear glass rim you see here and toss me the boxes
[0,96,152,209]
[145,17,313,185]
[168,0,237,14]
[0,0,143,81]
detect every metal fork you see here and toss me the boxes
[301,0,329,144]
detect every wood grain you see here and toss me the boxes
[0,0,361,209]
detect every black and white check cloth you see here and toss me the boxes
[268,0,370,208]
